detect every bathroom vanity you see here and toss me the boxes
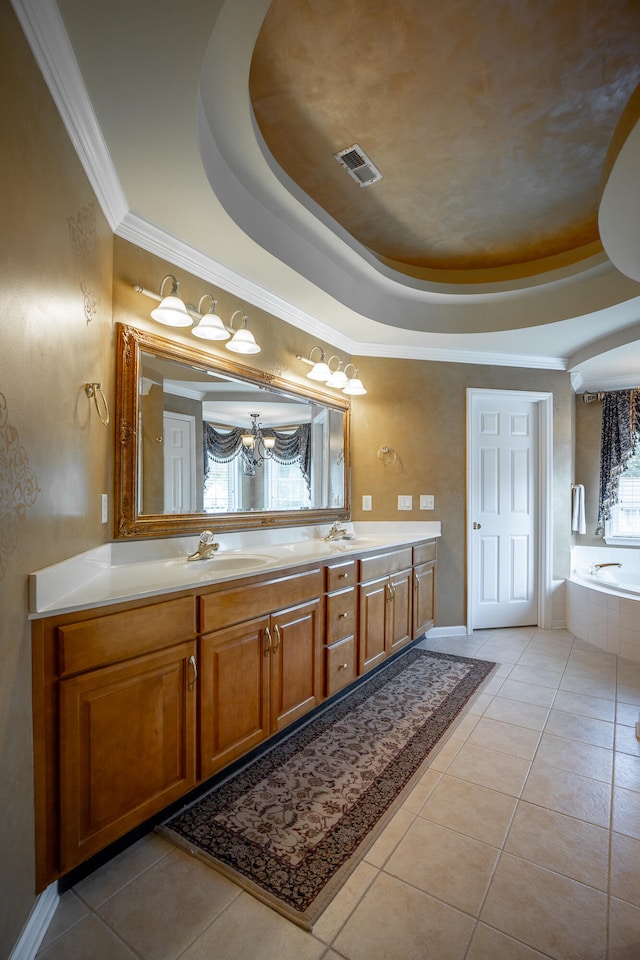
[30,529,438,890]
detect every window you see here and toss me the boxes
[265,458,311,510]
[203,456,240,512]
[605,446,640,543]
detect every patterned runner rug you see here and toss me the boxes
[160,648,495,928]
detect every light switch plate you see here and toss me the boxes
[101,493,108,524]
[420,495,435,510]
[398,495,412,511]
[362,495,372,511]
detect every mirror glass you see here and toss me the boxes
[115,324,350,538]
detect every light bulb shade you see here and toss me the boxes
[325,368,349,388]
[150,295,193,327]
[226,328,261,354]
[191,312,230,340]
[307,360,332,382]
[263,436,276,449]
[343,376,367,396]
[241,433,255,447]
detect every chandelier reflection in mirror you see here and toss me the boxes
[241,413,276,477]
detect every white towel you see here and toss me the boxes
[571,484,586,535]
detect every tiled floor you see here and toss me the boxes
[36,628,640,960]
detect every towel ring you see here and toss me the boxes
[378,445,397,465]
[85,382,110,426]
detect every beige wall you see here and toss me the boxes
[350,358,574,626]
[0,2,114,953]
[1,2,577,954]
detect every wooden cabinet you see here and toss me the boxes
[198,570,323,778]
[52,598,197,874]
[412,540,437,639]
[325,560,357,695]
[358,548,413,673]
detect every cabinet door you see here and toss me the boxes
[413,561,435,639]
[358,577,388,673]
[388,568,413,654]
[59,640,196,872]
[199,616,270,779]
[270,599,322,733]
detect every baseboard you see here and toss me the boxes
[552,617,567,630]
[426,625,468,639]
[8,883,59,960]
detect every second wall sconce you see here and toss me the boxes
[297,346,367,395]
[133,275,261,354]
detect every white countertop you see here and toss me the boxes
[28,521,441,618]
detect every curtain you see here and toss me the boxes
[203,421,312,490]
[596,389,640,535]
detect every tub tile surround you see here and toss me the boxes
[28,521,441,618]
[569,547,640,664]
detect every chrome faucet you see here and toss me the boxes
[324,521,348,541]
[589,561,622,574]
[187,530,219,560]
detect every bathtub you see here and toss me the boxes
[567,567,640,663]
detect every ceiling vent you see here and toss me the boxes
[334,144,383,187]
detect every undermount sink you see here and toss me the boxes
[189,553,276,571]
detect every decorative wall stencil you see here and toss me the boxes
[0,393,40,580]
[67,202,100,324]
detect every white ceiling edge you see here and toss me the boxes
[599,115,640,283]
[11,0,640,380]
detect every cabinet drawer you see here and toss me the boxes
[326,560,355,591]
[326,635,356,696]
[358,548,412,583]
[326,587,356,643]
[58,597,196,677]
[200,568,323,633]
[413,540,437,565]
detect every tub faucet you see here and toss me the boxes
[593,562,622,571]
[324,521,348,541]
[187,530,219,560]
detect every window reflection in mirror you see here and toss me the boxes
[115,324,350,538]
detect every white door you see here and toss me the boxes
[163,412,196,513]
[469,392,539,629]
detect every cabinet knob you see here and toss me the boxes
[339,572,349,579]
[339,611,349,619]
[339,662,348,670]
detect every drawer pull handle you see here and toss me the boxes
[264,626,272,657]
[273,623,282,653]
[338,572,349,579]
[188,655,197,691]
[339,662,349,670]
[339,611,349,619]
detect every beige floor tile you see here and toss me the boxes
[544,709,614,748]
[473,645,521,665]
[616,723,640,758]
[616,701,640,725]
[516,652,568,673]
[535,732,613,782]
[467,691,494,715]
[74,833,174,908]
[553,690,615,722]
[312,861,378,945]
[428,733,464,772]
[482,696,549,731]
[614,751,640,792]
[400,766,441,814]
[508,665,564,689]
[467,923,551,959]
[363,807,414,868]
[614,685,640,707]
[180,892,325,960]
[480,853,607,960]
[332,872,474,960]
[97,848,240,960]
[611,832,640,907]
[467,717,541,761]
[385,818,499,915]
[496,678,557,708]
[36,914,138,960]
[419,775,517,847]
[522,763,611,827]
[447,742,531,797]
[559,673,617,700]
[38,891,89,953]
[504,801,609,890]
[608,897,640,960]
[613,786,640,840]
[448,710,480,741]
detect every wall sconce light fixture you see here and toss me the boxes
[133,276,261,353]
[296,348,367,395]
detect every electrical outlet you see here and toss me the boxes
[362,494,372,511]
[420,494,435,510]
[398,495,412,511]
[101,493,108,524]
